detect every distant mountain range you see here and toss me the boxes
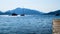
[0,11,3,15]
[0,8,60,16]
[45,10,60,15]
[0,8,43,15]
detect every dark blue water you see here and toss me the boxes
[0,15,59,34]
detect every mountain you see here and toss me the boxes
[44,10,60,16]
[0,11,4,15]
[2,8,60,16]
[4,10,12,15]
[4,8,43,15]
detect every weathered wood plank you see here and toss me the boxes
[53,19,60,34]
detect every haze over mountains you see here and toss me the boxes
[0,8,60,15]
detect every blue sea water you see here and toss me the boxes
[0,15,60,34]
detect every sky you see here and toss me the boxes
[0,0,60,13]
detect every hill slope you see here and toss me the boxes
[44,10,60,16]
[1,8,60,15]
[4,8,43,15]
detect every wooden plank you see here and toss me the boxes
[53,19,60,34]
